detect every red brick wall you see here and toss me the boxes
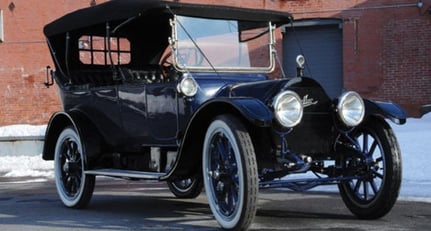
[379,16,431,116]
[0,0,430,126]
[0,0,108,126]
[333,1,431,117]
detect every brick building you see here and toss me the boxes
[0,0,430,126]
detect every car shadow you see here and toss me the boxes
[0,179,368,230]
[256,190,356,220]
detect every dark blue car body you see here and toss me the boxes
[42,1,407,230]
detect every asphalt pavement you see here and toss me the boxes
[0,176,430,230]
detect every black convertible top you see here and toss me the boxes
[43,0,293,37]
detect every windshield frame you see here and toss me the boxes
[169,15,277,73]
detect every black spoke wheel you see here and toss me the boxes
[338,118,402,219]
[203,115,258,231]
[167,175,203,199]
[54,126,95,208]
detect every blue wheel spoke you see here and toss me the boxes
[362,134,369,154]
[225,141,233,161]
[227,184,235,212]
[68,141,78,161]
[372,169,384,179]
[62,142,72,161]
[375,157,383,163]
[363,181,368,200]
[209,131,240,217]
[369,140,378,156]
[210,150,219,171]
[370,179,378,194]
[210,142,221,170]
[353,180,361,194]
[216,138,228,162]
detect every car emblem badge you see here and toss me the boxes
[302,94,318,107]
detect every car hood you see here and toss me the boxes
[228,79,285,102]
[227,77,332,112]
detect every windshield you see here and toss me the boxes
[171,16,275,73]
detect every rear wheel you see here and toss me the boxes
[167,175,203,199]
[338,119,401,219]
[202,115,258,231]
[54,126,95,208]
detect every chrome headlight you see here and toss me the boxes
[177,73,198,97]
[337,91,365,127]
[273,91,303,128]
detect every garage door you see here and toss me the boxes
[282,19,343,97]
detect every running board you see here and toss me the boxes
[85,169,165,180]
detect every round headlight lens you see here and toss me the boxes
[179,74,198,97]
[337,91,365,127]
[273,91,303,128]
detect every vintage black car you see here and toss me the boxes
[42,0,407,230]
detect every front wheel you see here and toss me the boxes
[54,126,95,208]
[338,119,402,219]
[202,115,258,231]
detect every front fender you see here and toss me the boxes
[161,97,273,180]
[364,99,407,125]
[222,98,274,127]
[42,111,102,161]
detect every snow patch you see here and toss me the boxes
[0,155,54,178]
[0,124,46,137]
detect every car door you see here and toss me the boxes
[90,82,124,147]
[65,70,124,147]
[146,82,178,144]
[119,79,178,146]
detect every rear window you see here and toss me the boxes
[78,35,131,65]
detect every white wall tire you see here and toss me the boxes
[202,115,258,230]
[54,127,95,208]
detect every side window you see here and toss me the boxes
[78,35,131,65]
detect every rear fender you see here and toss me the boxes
[161,98,272,180]
[42,111,102,161]
[364,99,407,125]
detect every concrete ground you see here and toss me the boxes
[0,176,430,230]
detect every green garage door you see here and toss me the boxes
[282,19,343,98]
